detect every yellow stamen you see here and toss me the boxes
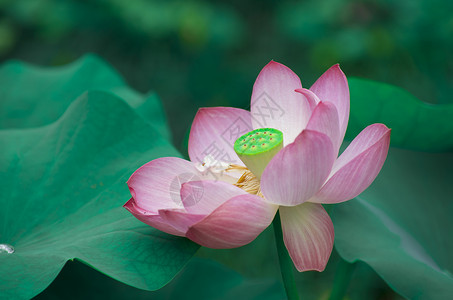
[226,164,263,198]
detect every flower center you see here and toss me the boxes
[225,163,262,197]
[233,128,283,180]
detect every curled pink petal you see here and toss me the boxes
[295,88,319,109]
[310,64,349,145]
[188,107,252,166]
[305,101,341,157]
[251,61,312,145]
[127,157,208,213]
[261,130,335,206]
[181,180,249,214]
[124,198,184,236]
[186,195,278,248]
[311,123,391,204]
[279,203,334,272]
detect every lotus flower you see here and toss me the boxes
[125,61,390,272]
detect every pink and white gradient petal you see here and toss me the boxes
[188,107,252,166]
[186,194,278,248]
[279,203,334,272]
[158,209,205,234]
[127,157,205,212]
[260,130,335,206]
[181,180,251,214]
[156,180,255,234]
[305,101,341,158]
[310,64,349,144]
[124,198,184,236]
[251,61,313,145]
[310,124,391,204]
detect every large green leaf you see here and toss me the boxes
[0,91,198,300]
[346,78,453,151]
[198,227,402,300]
[332,148,453,299]
[333,78,453,299]
[36,258,285,300]
[0,54,170,138]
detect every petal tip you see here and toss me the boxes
[295,264,327,272]
[322,63,348,83]
[294,88,310,94]
[329,63,342,72]
[195,107,211,116]
[266,60,282,66]
[262,60,292,73]
[381,123,391,131]
[123,198,134,209]
[369,123,392,136]
[123,197,144,215]
[195,106,228,117]
[296,266,326,272]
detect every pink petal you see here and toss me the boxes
[181,180,250,214]
[310,124,391,204]
[127,157,208,212]
[160,180,265,234]
[186,195,278,248]
[279,203,334,272]
[158,209,205,234]
[305,101,341,158]
[310,64,349,145]
[251,61,312,145]
[261,130,335,206]
[188,107,253,166]
[124,198,184,236]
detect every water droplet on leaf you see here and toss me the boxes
[0,244,14,254]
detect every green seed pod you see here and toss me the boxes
[234,128,283,179]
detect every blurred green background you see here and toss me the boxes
[1,1,451,299]
[1,0,451,148]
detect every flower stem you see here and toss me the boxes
[328,258,356,300]
[273,210,300,300]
